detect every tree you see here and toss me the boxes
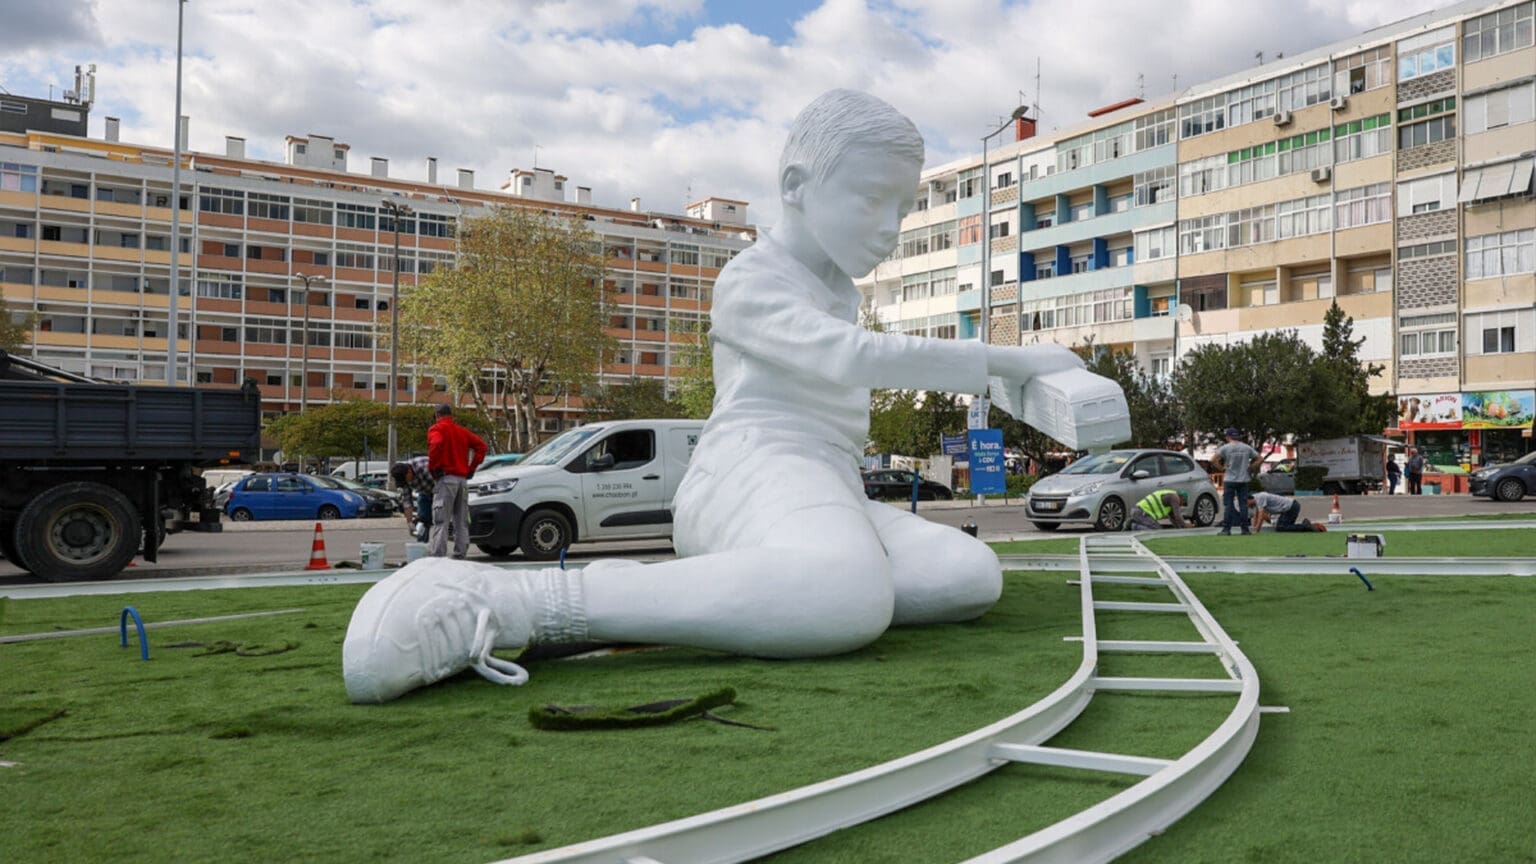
[673,320,715,420]
[395,206,614,452]
[1316,300,1395,437]
[0,285,35,352]
[589,376,686,420]
[1174,331,1323,451]
[264,399,501,464]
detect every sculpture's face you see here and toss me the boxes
[799,148,920,278]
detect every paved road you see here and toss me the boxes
[4,493,1533,585]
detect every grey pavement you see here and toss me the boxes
[3,493,1534,586]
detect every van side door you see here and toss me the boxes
[662,427,701,507]
[572,428,668,538]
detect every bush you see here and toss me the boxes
[1296,465,1329,491]
[963,473,1038,499]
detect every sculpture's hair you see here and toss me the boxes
[779,89,924,188]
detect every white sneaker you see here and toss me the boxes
[343,559,541,703]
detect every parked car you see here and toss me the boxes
[1024,449,1220,532]
[1470,451,1536,501]
[861,470,954,501]
[315,475,399,517]
[224,473,366,521]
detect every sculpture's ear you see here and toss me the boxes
[780,162,811,211]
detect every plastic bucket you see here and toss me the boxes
[404,542,428,563]
[359,541,387,570]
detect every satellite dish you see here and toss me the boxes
[1175,304,1194,322]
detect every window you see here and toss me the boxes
[1398,27,1456,81]
[266,288,287,304]
[990,269,1005,286]
[578,430,655,472]
[1335,46,1393,95]
[336,203,376,230]
[1134,108,1176,151]
[1464,82,1536,133]
[1485,326,1516,353]
[41,225,60,242]
[1180,93,1229,139]
[195,274,243,299]
[1465,308,1532,355]
[292,199,333,225]
[244,317,287,345]
[1178,154,1228,197]
[1071,253,1091,274]
[1399,312,1457,357]
[958,168,982,199]
[333,147,345,160]
[247,193,291,221]
[1465,230,1536,280]
[1150,296,1172,317]
[988,221,1010,239]
[1400,239,1457,260]
[1333,114,1394,164]
[1071,202,1094,222]
[1397,172,1457,216]
[994,171,1013,188]
[1227,205,1276,247]
[222,243,240,258]
[0,162,39,193]
[1275,63,1332,114]
[1335,183,1392,229]
[1034,261,1055,280]
[1276,194,1331,239]
[1134,225,1176,261]
[198,187,243,215]
[1134,166,1175,206]
[334,243,375,269]
[1462,2,1535,63]
[1179,213,1227,255]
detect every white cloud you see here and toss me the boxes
[0,0,1452,224]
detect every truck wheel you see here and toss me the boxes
[1496,478,1526,502]
[14,482,141,582]
[1094,497,1127,532]
[1193,494,1219,527]
[475,544,517,559]
[518,509,572,561]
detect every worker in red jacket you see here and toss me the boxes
[426,404,487,559]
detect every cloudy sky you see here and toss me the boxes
[2,0,1450,223]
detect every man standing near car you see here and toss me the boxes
[427,404,487,559]
[1405,447,1425,495]
[1212,428,1261,536]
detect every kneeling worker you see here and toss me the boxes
[1248,491,1327,533]
[1129,488,1190,531]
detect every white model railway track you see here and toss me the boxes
[485,533,1260,864]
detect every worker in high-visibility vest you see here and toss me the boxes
[1128,488,1190,531]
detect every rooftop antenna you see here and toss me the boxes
[1137,73,1145,99]
[1255,50,1265,65]
[532,144,540,169]
[1033,57,1043,120]
[1172,72,1179,93]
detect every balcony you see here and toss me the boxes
[1020,265,1136,301]
[1019,201,1175,253]
[1019,142,1175,200]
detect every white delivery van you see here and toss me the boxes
[331,460,391,480]
[466,419,702,560]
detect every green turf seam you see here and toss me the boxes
[0,707,68,742]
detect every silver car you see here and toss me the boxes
[1025,449,1220,532]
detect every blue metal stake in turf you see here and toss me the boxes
[1349,567,1374,591]
[911,472,919,514]
[559,547,567,570]
[120,606,149,660]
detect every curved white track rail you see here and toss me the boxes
[491,534,1260,864]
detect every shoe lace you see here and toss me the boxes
[421,579,529,687]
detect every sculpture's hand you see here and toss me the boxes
[984,343,1085,384]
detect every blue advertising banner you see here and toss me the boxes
[941,434,970,457]
[968,429,1007,495]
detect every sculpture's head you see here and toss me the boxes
[779,89,924,278]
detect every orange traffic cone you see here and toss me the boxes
[1328,494,1342,525]
[305,522,331,571]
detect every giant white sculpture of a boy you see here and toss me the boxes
[343,89,1128,702]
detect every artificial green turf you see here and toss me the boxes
[990,538,1082,555]
[4,548,1535,863]
[1143,528,1536,559]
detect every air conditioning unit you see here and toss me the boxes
[1273,111,1293,127]
[1331,95,1349,111]
[1311,166,1332,183]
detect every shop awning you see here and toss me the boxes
[1460,158,1535,204]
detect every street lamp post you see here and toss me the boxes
[165,0,187,385]
[978,106,1029,349]
[293,273,326,413]
[379,199,414,487]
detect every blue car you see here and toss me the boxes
[225,473,366,522]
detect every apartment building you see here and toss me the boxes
[0,95,753,437]
[864,0,1535,469]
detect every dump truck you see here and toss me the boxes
[0,349,262,581]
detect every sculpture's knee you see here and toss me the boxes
[745,545,895,658]
[891,534,1003,625]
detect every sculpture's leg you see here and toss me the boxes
[861,499,1003,625]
